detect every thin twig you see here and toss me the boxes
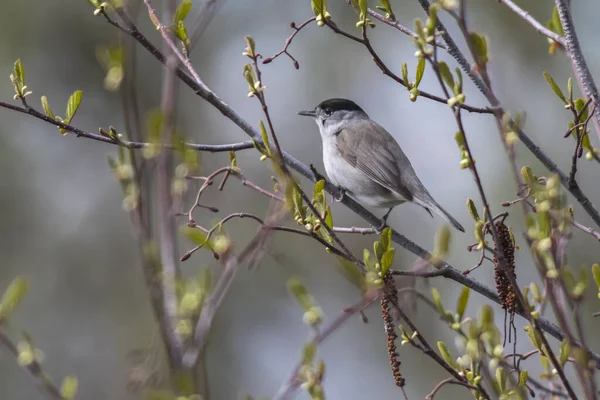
[0,331,65,399]
[555,0,600,143]
[571,218,600,240]
[0,100,254,152]
[273,294,379,400]
[496,0,565,47]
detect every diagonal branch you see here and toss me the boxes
[555,0,600,143]
[496,0,565,47]
[33,4,600,369]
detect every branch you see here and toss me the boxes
[496,0,566,47]
[0,100,254,152]
[555,0,600,143]
[272,294,378,400]
[0,331,65,399]
[64,5,600,369]
[414,0,600,230]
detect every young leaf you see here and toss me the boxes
[14,59,25,85]
[466,198,480,221]
[175,20,190,46]
[437,341,456,369]
[592,263,600,294]
[456,286,469,320]
[60,376,79,400]
[431,288,445,315]
[559,339,571,366]
[259,120,270,153]
[380,227,392,251]
[41,96,55,119]
[496,367,507,392]
[380,248,395,276]
[0,277,29,321]
[551,5,564,35]
[313,180,325,199]
[401,62,408,84]
[543,72,567,104]
[174,0,192,23]
[470,33,488,65]
[518,370,528,387]
[437,62,454,89]
[415,58,425,87]
[66,90,83,123]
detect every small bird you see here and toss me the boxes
[298,98,465,232]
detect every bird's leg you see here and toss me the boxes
[375,208,393,233]
[334,188,346,202]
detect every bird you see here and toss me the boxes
[298,98,465,232]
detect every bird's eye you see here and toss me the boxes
[323,107,332,116]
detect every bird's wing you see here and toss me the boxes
[336,120,413,202]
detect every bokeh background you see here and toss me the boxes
[1,0,600,399]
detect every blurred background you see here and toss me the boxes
[1,0,600,399]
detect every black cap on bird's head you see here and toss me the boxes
[298,98,366,118]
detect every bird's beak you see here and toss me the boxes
[297,109,316,117]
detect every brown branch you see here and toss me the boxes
[263,17,316,68]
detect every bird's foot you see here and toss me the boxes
[334,188,346,202]
[374,219,388,234]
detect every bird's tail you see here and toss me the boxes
[413,196,465,232]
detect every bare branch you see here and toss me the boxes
[496,0,565,47]
[0,331,65,399]
[555,0,600,142]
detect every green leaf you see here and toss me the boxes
[174,0,192,23]
[567,77,573,103]
[496,367,507,392]
[437,341,456,369]
[181,226,214,251]
[313,180,325,199]
[518,370,528,387]
[469,33,488,65]
[60,376,78,400]
[286,277,313,311]
[524,325,543,352]
[456,286,469,320]
[175,20,190,46]
[66,90,83,123]
[380,248,395,276]
[543,72,567,104]
[380,227,392,251]
[41,96,55,119]
[0,277,29,321]
[363,249,372,268]
[259,120,270,153]
[551,6,563,35]
[592,264,600,292]
[434,225,451,258]
[415,58,425,87]
[14,59,24,85]
[454,67,463,95]
[376,0,394,19]
[559,339,571,366]
[437,62,454,89]
[431,288,445,314]
[466,198,480,221]
[401,62,408,84]
[373,241,384,263]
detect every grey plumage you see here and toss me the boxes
[298,98,465,232]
